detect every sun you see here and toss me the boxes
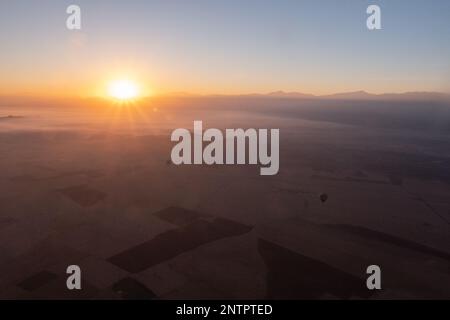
[107,79,140,100]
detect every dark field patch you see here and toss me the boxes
[258,239,371,299]
[112,277,157,300]
[17,271,58,291]
[58,185,107,207]
[108,218,253,273]
[25,275,99,299]
[322,224,450,262]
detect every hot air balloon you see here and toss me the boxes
[319,193,328,203]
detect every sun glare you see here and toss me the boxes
[108,79,140,100]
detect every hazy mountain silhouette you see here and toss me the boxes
[321,90,374,100]
[267,91,316,99]
[319,91,450,101]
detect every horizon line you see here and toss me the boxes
[0,89,449,101]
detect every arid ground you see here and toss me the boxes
[0,95,449,299]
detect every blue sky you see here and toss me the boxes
[0,0,449,96]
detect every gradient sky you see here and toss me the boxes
[0,0,449,97]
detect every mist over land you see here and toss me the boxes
[0,93,449,299]
[2,91,450,134]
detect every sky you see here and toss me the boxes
[0,0,449,97]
